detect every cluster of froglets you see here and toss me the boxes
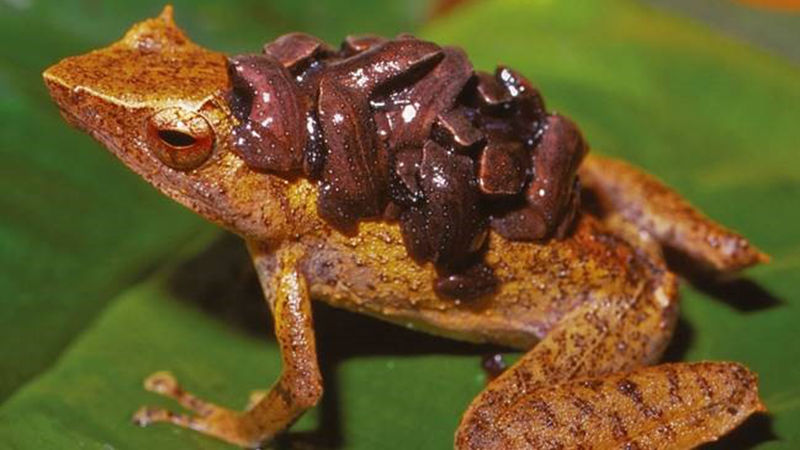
[227,33,588,300]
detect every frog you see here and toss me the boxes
[42,6,769,449]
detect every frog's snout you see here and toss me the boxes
[43,63,87,130]
[42,61,113,140]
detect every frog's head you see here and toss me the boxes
[43,6,301,242]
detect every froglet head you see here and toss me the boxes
[43,6,300,242]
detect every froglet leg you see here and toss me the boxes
[579,154,769,274]
[455,234,764,449]
[132,242,322,448]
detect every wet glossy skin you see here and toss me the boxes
[229,29,591,301]
[43,7,768,449]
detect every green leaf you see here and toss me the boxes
[2,0,799,448]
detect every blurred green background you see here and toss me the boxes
[1,0,798,448]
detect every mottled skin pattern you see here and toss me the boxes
[43,7,767,449]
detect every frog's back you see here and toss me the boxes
[300,213,649,349]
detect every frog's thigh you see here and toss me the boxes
[133,242,322,448]
[455,259,762,449]
[579,153,768,273]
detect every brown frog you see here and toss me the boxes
[43,7,768,449]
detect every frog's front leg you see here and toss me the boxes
[133,241,321,448]
[456,249,764,449]
[579,154,768,274]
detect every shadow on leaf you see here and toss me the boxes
[700,413,777,450]
[664,247,783,313]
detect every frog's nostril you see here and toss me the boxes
[157,129,197,148]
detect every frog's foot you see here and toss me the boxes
[138,371,218,416]
[580,154,769,274]
[132,371,256,447]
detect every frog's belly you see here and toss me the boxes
[302,215,641,350]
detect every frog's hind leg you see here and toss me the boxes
[579,154,768,274]
[132,242,322,448]
[457,360,763,449]
[455,247,764,449]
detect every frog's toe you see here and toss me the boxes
[140,370,217,416]
[132,404,257,447]
[133,405,195,427]
[143,371,178,395]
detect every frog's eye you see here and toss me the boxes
[147,108,214,171]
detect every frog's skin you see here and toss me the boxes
[43,7,768,449]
